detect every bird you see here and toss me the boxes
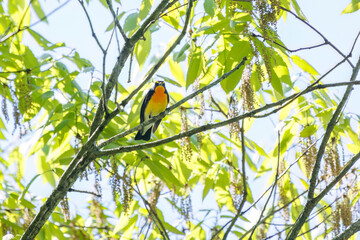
[135,81,169,141]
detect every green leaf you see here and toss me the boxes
[0,130,5,140]
[28,29,64,50]
[203,176,214,200]
[342,0,360,14]
[9,147,25,179]
[23,46,39,69]
[144,159,183,187]
[139,0,154,20]
[31,0,47,23]
[162,2,181,29]
[53,119,70,133]
[173,43,190,62]
[164,222,185,235]
[219,40,251,93]
[69,52,92,70]
[169,58,185,86]
[290,0,307,20]
[299,125,318,137]
[134,30,151,68]
[123,12,139,33]
[291,55,318,76]
[105,12,125,32]
[186,46,203,89]
[273,52,292,87]
[156,75,182,87]
[18,172,43,201]
[19,198,36,209]
[270,69,283,96]
[204,0,216,18]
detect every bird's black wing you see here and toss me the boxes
[139,88,155,123]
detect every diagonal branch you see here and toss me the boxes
[286,53,360,240]
[134,159,170,240]
[332,217,360,240]
[95,79,360,158]
[91,0,194,147]
[97,57,248,149]
[286,150,360,240]
[89,0,171,136]
[78,0,105,53]
[20,1,176,239]
[308,55,360,200]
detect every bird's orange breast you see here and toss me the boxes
[145,86,168,117]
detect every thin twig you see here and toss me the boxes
[348,31,360,57]
[222,120,248,239]
[133,158,170,240]
[128,49,134,83]
[78,0,105,53]
[0,0,72,43]
[210,95,228,118]
[252,33,327,53]
[239,190,308,240]
[106,0,128,40]
[280,7,354,68]
[248,131,281,239]
[68,188,102,198]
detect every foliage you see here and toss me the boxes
[0,0,360,239]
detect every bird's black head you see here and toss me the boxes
[154,81,165,87]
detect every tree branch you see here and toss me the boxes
[106,0,128,41]
[78,0,105,53]
[1,0,72,43]
[286,150,360,240]
[248,131,281,239]
[332,218,360,240]
[20,1,175,239]
[97,57,248,149]
[239,190,308,240]
[89,0,171,136]
[134,159,170,240]
[280,7,354,68]
[252,33,328,53]
[96,77,360,156]
[307,55,360,201]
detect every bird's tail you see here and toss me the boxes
[135,127,152,141]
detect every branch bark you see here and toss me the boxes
[20,1,174,239]
[332,218,360,240]
[286,55,360,239]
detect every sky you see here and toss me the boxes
[7,0,360,238]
